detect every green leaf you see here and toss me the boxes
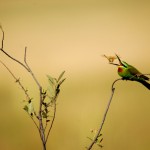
[23,105,28,112]
[23,101,35,117]
[42,111,48,118]
[28,101,34,115]
[57,71,65,82]
[47,75,56,98]
[47,75,55,85]
[58,78,66,86]
[48,85,56,98]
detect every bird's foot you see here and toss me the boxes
[122,77,128,81]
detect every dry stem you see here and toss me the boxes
[87,78,122,150]
[0,61,39,130]
[0,26,46,150]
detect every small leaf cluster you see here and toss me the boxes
[47,71,66,102]
[23,71,66,124]
[40,71,66,122]
[23,99,35,117]
[86,129,103,149]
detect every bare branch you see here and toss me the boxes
[87,78,122,150]
[24,46,27,63]
[0,25,4,49]
[23,48,45,144]
[1,48,29,71]
[45,92,59,143]
[0,60,39,130]
[0,27,29,71]
[111,78,122,89]
[45,102,56,143]
[0,60,30,100]
[23,47,46,149]
[24,47,42,88]
[28,114,40,131]
[0,27,60,150]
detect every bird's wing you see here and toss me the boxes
[128,65,140,75]
[128,65,149,80]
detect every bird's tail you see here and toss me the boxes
[137,80,150,90]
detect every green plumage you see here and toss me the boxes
[118,61,149,81]
[115,55,150,90]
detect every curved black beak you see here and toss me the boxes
[115,54,123,65]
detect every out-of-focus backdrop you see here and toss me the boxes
[0,1,150,150]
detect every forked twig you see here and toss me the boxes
[0,26,29,71]
[0,26,46,150]
[0,25,4,49]
[24,48,46,150]
[0,60,30,100]
[24,47,42,88]
[45,101,56,143]
[45,91,59,143]
[0,26,65,150]
[87,78,122,150]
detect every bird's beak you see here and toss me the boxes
[115,54,123,65]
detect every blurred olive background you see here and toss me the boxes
[0,0,150,150]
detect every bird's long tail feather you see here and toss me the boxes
[137,80,150,90]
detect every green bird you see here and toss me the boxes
[113,54,150,90]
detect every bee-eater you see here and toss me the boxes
[113,54,150,90]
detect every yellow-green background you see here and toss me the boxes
[0,0,150,150]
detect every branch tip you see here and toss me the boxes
[87,78,122,150]
[24,46,28,64]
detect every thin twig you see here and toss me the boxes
[44,120,48,132]
[0,60,30,100]
[0,48,29,70]
[87,78,122,150]
[24,47,42,88]
[0,27,47,150]
[23,47,46,149]
[45,92,59,143]
[0,25,4,49]
[24,46,27,63]
[0,27,29,71]
[0,60,39,130]
[29,114,40,131]
[45,101,56,143]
